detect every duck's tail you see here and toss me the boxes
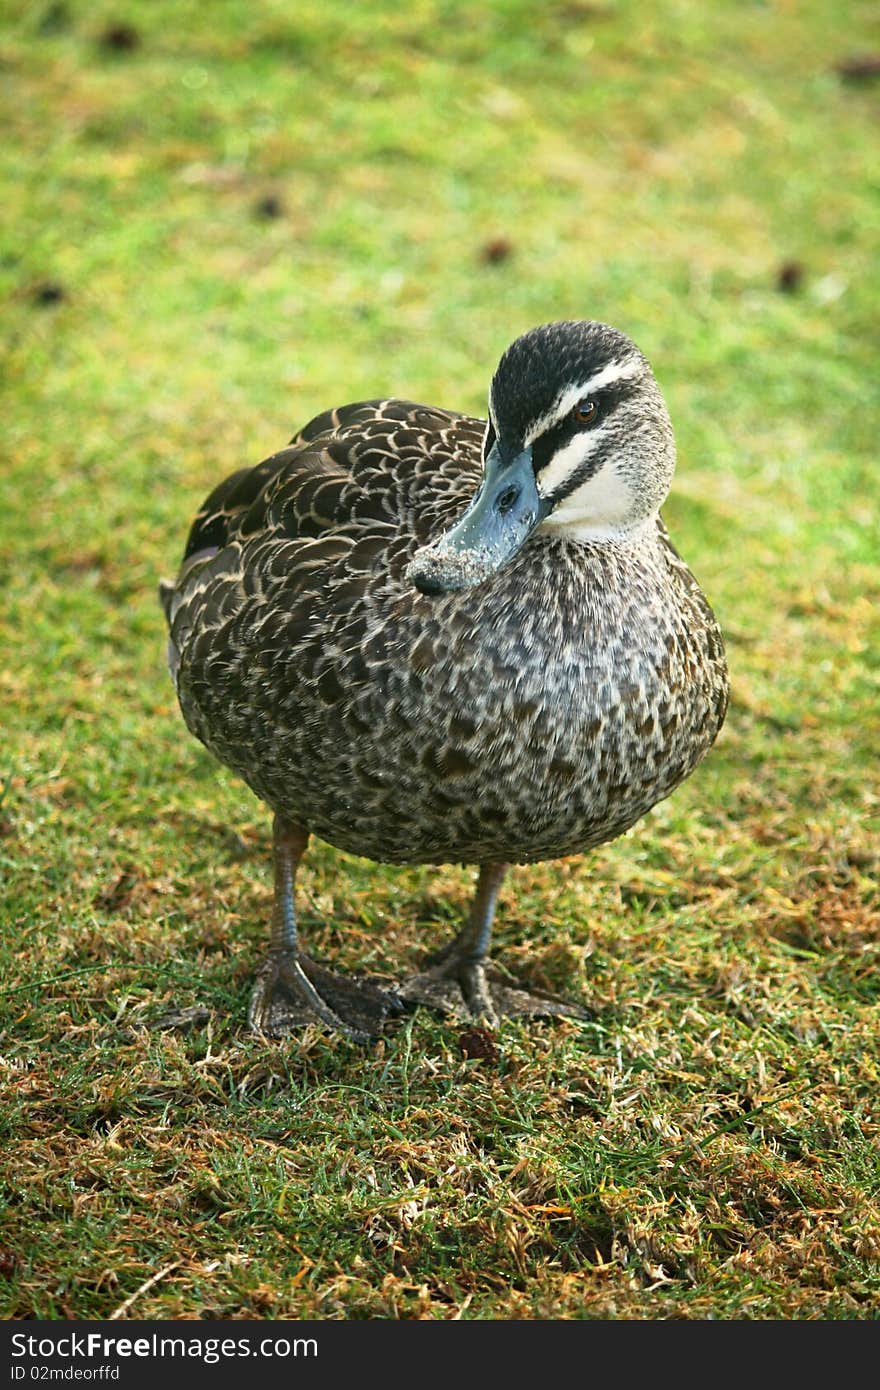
[158,576,176,625]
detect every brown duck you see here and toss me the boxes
[160,321,729,1040]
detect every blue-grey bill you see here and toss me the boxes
[407,445,549,594]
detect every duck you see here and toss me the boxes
[160,320,729,1041]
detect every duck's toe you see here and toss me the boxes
[399,957,590,1027]
[248,949,404,1043]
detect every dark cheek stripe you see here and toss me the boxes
[534,426,619,501]
[541,443,613,502]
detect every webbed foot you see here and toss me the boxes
[248,948,403,1043]
[399,862,589,1027]
[400,947,590,1027]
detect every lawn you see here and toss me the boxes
[1,0,878,1320]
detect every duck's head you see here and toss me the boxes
[408,320,675,595]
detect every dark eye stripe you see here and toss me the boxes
[530,378,640,476]
[588,378,639,416]
[533,378,645,499]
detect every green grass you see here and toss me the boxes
[1,0,878,1320]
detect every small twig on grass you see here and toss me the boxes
[109,1261,181,1320]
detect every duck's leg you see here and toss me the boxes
[248,815,402,1042]
[400,863,589,1026]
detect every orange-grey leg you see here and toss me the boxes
[248,815,403,1042]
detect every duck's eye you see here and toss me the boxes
[572,399,599,425]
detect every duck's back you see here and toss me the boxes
[163,401,727,867]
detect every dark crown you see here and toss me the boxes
[490,321,646,443]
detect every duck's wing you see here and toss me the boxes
[159,399,486,669]
[176,399,483,563]
[286,398,486,544]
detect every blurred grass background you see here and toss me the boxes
[1,0,878,1319]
